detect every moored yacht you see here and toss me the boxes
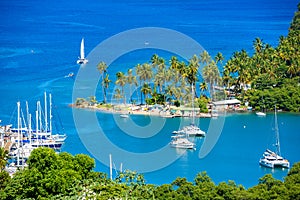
[170,134,196,150]
[256,111,266,116]
[259,149,289,168]
[259,106,289,169]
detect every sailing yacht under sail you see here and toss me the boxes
[77,38,88,64]
[259,106,289,168]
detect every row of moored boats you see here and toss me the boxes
[0,93,66,175]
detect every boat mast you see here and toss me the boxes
[17,101,20,167]
[37,101,42,132]
[191,83,195,125]
[28,114,32,146]
[36,101,39,135]
[44,92,48,132]
[25,101,29,130]
[26,101,31,145]
[274,106,281,156]
[49,93,52,134]
[109,154,113,180]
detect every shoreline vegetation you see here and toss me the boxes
[1,147,300,199]
[73,4,300,114]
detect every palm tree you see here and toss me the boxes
[199,82,208,97]
[202,60,221,101]
[170,56,179,70]
[215,52,224,66]
[97,62,108,102]
[113,88,123,104]
[141,83,151,105]
[142,63,153,83]
[115,72,127,104]
[253,37,264,54]
[136,63,153,104]
[102,74,111,103]
[88,96,97,106]
[199,50,211,65]
[154,70,165,94]
[187,54,199,87]
[151,54,159,69]
[127,69,138,104]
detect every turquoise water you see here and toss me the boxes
[1,0,299,188]
[66,111,300,187]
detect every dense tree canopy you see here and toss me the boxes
[222,4,300,112]
[1,147,299,199]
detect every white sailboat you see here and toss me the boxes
[9,93,66,158]
[256,112,266,116]
[259,106,289,168]
[172,84,205,137]
[77,38,88,64]
[170,134,196,150]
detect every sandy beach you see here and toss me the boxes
[70,103,213,118]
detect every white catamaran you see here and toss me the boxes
[259,106,289,168]
[172,84,205,137]
[77,38,88,64]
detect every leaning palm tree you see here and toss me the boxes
[102,74,111,103]
[97,62,108,102]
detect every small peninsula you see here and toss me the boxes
[73,5,300,114]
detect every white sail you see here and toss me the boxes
[77,38,88,64]
[80,38,85,59]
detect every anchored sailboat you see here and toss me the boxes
[259,106,289,168]
[77,38,88,64]
[172,84,205,137]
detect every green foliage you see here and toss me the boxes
[1,148,300,199]
[222,4,300,112]
[197,96,209,113]
[245,77,300,112]
[290,3,300,31]
[2,148,95,199]
[0,147,9,172]
[174,100,180,107]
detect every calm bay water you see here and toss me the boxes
[0,0,299,188]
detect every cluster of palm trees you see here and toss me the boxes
[222,31,300,96]
[95,52,224,107]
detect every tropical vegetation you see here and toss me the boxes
[222,3,300,112]
[75,3,300,113]
[0,147,300,199]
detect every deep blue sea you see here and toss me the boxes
[1,0,299,188]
